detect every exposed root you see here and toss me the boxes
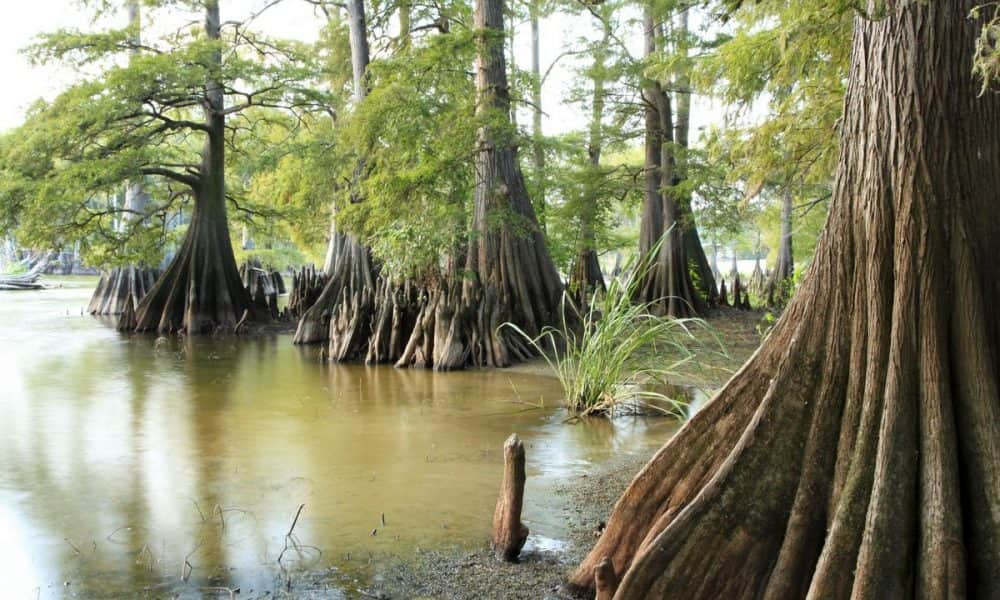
[88,265,159,316]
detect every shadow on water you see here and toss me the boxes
[0,281,686,598]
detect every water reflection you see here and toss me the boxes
[0,281,678,597]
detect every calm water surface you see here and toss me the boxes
[0,278,678,598]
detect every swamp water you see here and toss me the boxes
[0,278,683,598]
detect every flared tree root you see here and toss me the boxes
[89,265,159,316]
[567,2,1000,596]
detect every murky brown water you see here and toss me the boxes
[0,278,679,598]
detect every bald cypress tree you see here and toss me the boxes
[569,2,1000,596]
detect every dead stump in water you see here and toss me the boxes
[491,433,528,561]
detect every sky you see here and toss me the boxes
[0,1,322,132]
[0,1,720,137]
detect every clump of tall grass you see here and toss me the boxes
[504,248,711,418]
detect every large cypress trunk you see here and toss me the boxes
[292,230,377,354]
[299,0,562,370]
[90,179,159,318]
[568,2,1000,597]
[422,0,562,368]
[130,1,256,334]
[635,9,704,318]
[674,8,718,306]
[294,0,381,353]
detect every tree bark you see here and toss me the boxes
[287,264,327,318]
[593,557,618,600]
[298,0,561,370]
[297,0,381,352]
[130,1,257,334]
[398,0,411,48]
[568,17,610,302]
[347,0,370,103]
[394,0,562,370]
[441,0,561,368]
[635,8,704,318]
[673,8,718,305]
[491,433,529,561]
[767,187,795,305]
[568,2,1000,597]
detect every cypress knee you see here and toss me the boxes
[491,433,528,561]
[594,556,619,600]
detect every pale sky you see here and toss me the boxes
[0,1,718,138]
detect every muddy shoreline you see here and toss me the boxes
[357,451,650,599]
[134,444,650,600]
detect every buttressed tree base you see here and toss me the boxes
[569,2,1000,597]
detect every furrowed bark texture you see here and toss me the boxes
[296,0,561,371]
[674,8,717,306]
[293,230,377,351]
[569,2,1000,597]
[491,433,529,561]
[635,10,704,318]
[240,260,284,319]
[89,265,158,317]
[296,0,379,352]
[529,0,546,226]
[438,0,562,369]
[287,265,327,318]
[130,1,257,334]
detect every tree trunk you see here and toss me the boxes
[294,231,376,346]
[710,238,720,282]
[320,0,371,279]
[89,2,159,318]
[568,2,1000,597]
[634,8,703,318]
[347,0,370,102]
[530,0,546,227]
[767,187,795,305]
[299,0,561,370]
[287,264,327,318]
[398,0,411,48]
[296,0,381,352]
[394,0,563,370]
[491,433,529,561]
[448,0,561,368]
[673,8,718,305]
[240,259,283,319]
[130,1,256,334]
[568,17,610,302]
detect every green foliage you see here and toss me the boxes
[0,1,328,268]
[756,188,827,266]
[543,134,642,272]
[534,0,644,274]
[689,0,851,277]
[504,248,711,417]
[973,3,1000,92]
[331,20,480,278]
[756,310,778,339]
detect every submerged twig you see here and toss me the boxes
[64,538,82,555]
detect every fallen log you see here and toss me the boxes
[491,433,528,562]
[0,265,47,290]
